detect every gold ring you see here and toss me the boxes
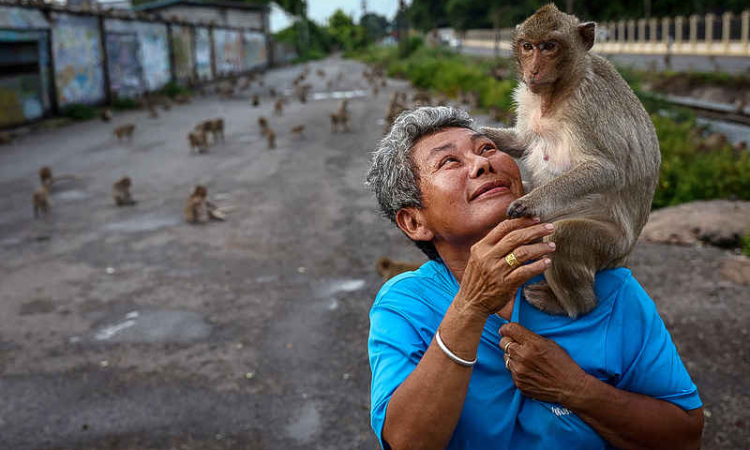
[505,357,511,371]
[504,341,512,353]
[505,252,521,269]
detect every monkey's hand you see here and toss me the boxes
[480,126,526,159]
[507,193,545,219]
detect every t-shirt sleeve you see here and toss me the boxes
[604,276,702,411]
[368,281,433,450]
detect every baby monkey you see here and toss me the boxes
[481,4,661,317]
[112,176,137,206]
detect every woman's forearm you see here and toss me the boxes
[564,374,704,450]
[383,299,488,450]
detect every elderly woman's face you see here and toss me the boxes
[410,127,524,246]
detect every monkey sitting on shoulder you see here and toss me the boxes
[112,176,137,206]
[376,257,422,282]
[480,4,661,317]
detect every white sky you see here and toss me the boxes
[270,0,401,32]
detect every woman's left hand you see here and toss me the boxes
[499,322,589,406]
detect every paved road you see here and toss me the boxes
[0,55,747,450]
[461,45,750,74]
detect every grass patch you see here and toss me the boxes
[159,81,192,99]
[741,233,750,258]
[111,96,140,110]
[60,103,97,121]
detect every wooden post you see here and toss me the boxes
[706,13,715,44]
[722,12,732,51]
[743,10,750,50]
[98,15,112,105]
[662,17,670,44]
[638,18,646,48]
[618,20,625,44]
[649,18,657,43]
[675,16,683,43]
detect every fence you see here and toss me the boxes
[462,10,750,58]
[0,1,274,128]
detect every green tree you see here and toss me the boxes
[360,12,390,41]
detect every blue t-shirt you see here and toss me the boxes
[368,260,701,450]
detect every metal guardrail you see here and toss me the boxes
[462,11,750,57]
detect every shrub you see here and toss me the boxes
[60,104,96,121]
[741,233,750,258]
[159,81,192,99]
[111,96,139,110]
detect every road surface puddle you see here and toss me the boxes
[311,89,368,101]
[105,214,181,232]
[314,279,366,298]
[55,190,89,201]
[83,309,212,343]
[285,401,321,442]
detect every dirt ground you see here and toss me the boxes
[0,55,747,450]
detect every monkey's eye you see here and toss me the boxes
[522,42,534,52]
[541,41,558,52]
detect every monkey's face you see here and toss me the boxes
[517,39,563,92]
[194,186,207,197]
[404,128,524,247]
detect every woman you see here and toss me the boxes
[365,106,703,450]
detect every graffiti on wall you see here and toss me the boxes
[107,33,145,97]
[243,31,266,70]
[52,14,105,106]
[137,23,170,91]
[0,6,49,29]
[214,29,243,75]
[195,27,212,80]
[171,25,194,81]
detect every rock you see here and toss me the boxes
[720,257,750,286]
[642,200,750,247]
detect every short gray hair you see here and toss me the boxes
[365,106,476,259]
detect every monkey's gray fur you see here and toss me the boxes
[481,4,661,317]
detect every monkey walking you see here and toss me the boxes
[263,127,276,149]
[113,124,136,141]
[38,166,76,190]
[188,130,209,154]
[330,111,350,133]
[252,95,260,107]
[376,257,423,282]
[481,4,661,317]
[32,185,50,219]
[101,109,112,122]
[112,176,137,206]
[274,99,284,116]
[290,125,305,138]
[194,118,225,145]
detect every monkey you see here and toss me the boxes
[0,131,11,145]
[174,94,191,104]
[269,87,277,98]
[479,4,661,317]
[195,118,224,145]
[39,166,53,188]
[296,84,311,103]
[384,92,408,134]
[113,124,136,141]
[376,256,422,282]
[162,99,172,111]
[372,85,379,96]
[32,185,50,219]
[263,127,276,149]
[697,132,729,152]
[274,98,284,116]
[413,91,431,106]
[380,78,386,88]
[330,111,350,133]
[316,68,325,78]
[101,109,112,122]
[252,95,260,107]
[147,103,159,118]
[112,176,137,206]
[326,80,333,90]
[290,125,305,137]
[258,116,269,133]
[188,130,209,153]
[184,185,209,223]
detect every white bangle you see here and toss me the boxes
[435,330,477,367]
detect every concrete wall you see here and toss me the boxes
[51,13,106,107]
[156,5,263,30]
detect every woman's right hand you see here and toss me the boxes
[456,217,556,317]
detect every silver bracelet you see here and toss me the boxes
[435,330,477,367]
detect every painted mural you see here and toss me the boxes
[214,29,243,75]
[0,6,49,29]
[107,33,145,97]
[137,23,170,90]
[195,28,212,80]
[243,31,267,70]
[52,14,105,106]
[171,25,194,81]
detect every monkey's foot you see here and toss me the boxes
[522,282,566,315]
[506,197,538,219]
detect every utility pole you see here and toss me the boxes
[361,0,367,16]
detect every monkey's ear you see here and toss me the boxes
[396,208,434,243]
[578,22,596,51]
